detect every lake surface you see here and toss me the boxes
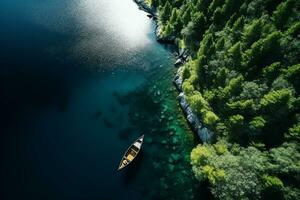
[0,0,204,199]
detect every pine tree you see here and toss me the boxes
[169,9,178,24]
[160,1,172,23]
[272,0,296,30]
[182,6,192,26]
[243,18,264,48]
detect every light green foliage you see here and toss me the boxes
[191,144,214,166]
[227,99,255,114]
[191,142,268,200]
[285,123,300,141]
[263,175,283,189]
[202,165,225,184]
[229,114,244,126]
[262,175,284,199]
[203,111,219,126]
[182,81,195,95]
[249,116,266,136]
[249,116,266,129]
[286,21,300,37]
[260,88,293,112]
[262,62,282,82]
[187,92,209,114]
[219,75,244,100]
[182,65,190,80]
[197,33,215,58]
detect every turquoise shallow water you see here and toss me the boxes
[0,0,206,199]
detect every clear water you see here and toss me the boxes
[0,0,205,199]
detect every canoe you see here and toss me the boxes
[118,135,144,170]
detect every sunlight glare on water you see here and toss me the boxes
[25,0,155,68]
[77,0,152,47]
[69,0,155,67]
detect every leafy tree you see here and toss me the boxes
[197,33,215,58]
[285,123,300,141]
[260,88,293,113]
[227,42,242,69]
[243,18,264,48]
[191,142,268,200]
[272,0,296,30]
[212,7,223,26]
[262,175,284,199]
[159,0,300,198]
[244,31,282,76]
[215,36,225,50]
[182,6,192,26]
[262,62,282,84]
[282,64,300,94]
[231,16,245,42]
[182,12,206,51]
[222,0,243,20]
[160,1,172,23]
[208,0,225,16]
[173,15,183,35]
[169,8,178,24]
[187,92,209,115]
[239,81,268,100]
[203,111,219,126]
[268,142,300,177]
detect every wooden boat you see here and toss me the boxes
[118,135,144,170]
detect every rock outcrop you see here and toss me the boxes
[173,74,214,143]
[134,0,213,143]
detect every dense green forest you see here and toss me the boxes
[146,0,300,199]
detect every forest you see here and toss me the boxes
[146,0,300,199]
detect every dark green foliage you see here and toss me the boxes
[160,0,172,23]
[181,12,206,51]
[182,6,192,26]
[242,18,264,48]
[212,7,223,27]
[262,175,284,199]
[244,31,282,78]
[272,0,296,30]
[208,0,225,16]
[155,0,300,199]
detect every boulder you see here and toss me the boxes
[174,58,183,66]
[173,74,183,91]
[198,127,213,143]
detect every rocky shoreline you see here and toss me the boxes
[134,0,213,143]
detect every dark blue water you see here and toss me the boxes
[0,0,176,199]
